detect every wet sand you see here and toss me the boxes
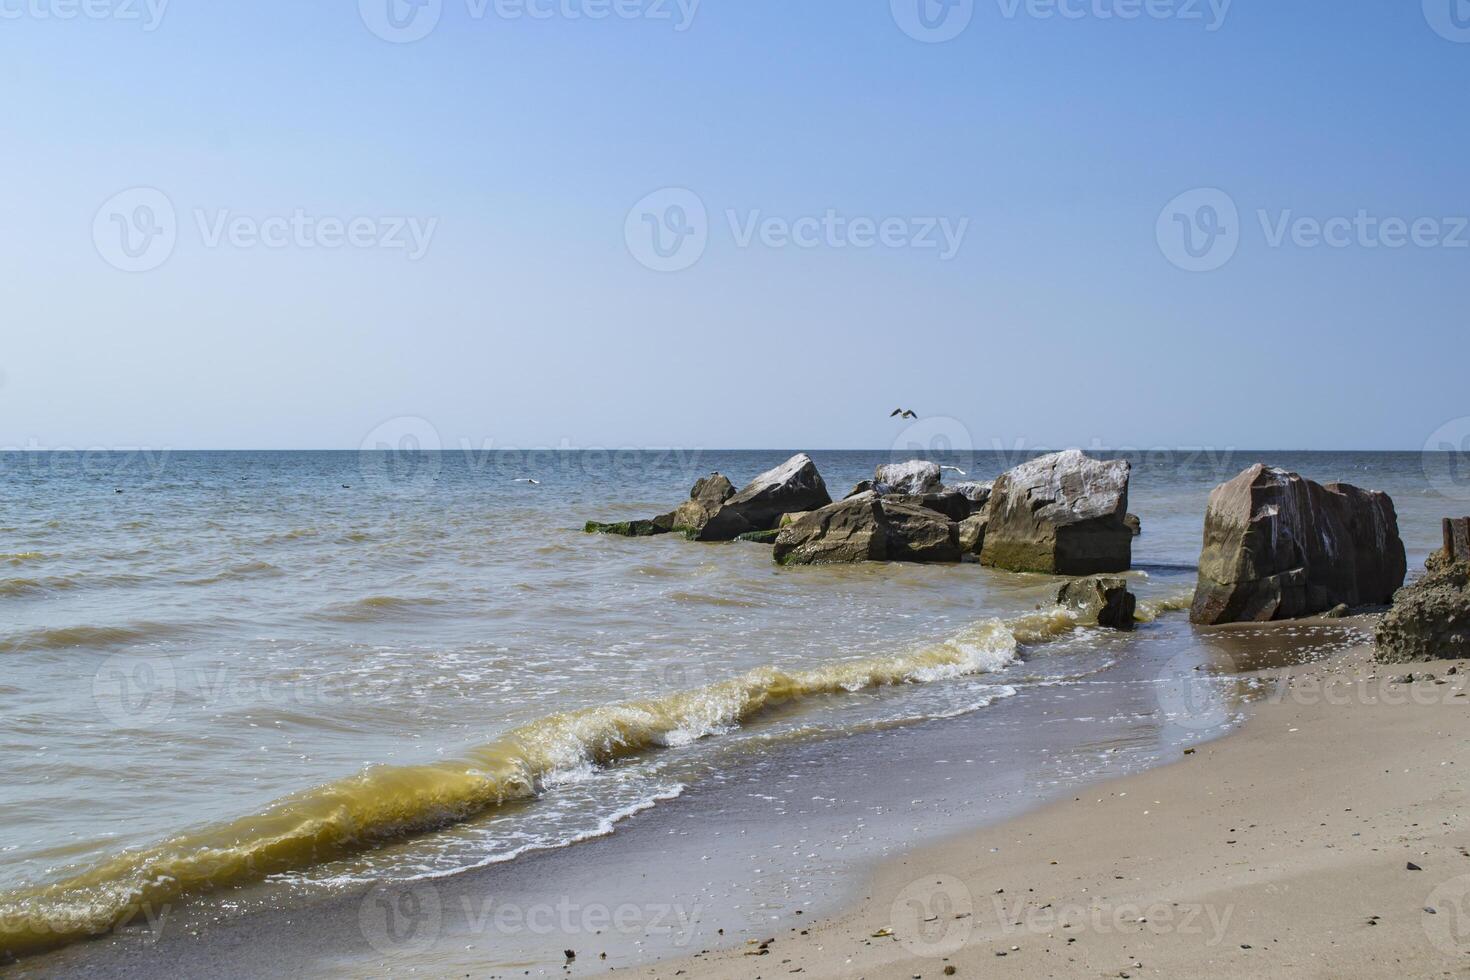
[654,633,1470,978]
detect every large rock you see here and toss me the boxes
[883,490,971,522]
[979,450,1132,575]
[665,473,735,534]
[699,454,832,541]
[773,493,960,566]
[881,499,962,563]
[957,514,987,555]
[875,460,942,495]
[773,493,890,565]
[1375,553,1470,663]
[585,519,668,538]
[950,482,993,508]
[1190,464,1407,625]
[1057,576,1136,630]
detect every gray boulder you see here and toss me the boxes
[882,499,963,563]
[882,490,971,522]
[773,492,960,566]
[666,473,735,535]
[875,460,942,495]
[980,450,1132,575]
[958,514,987,556]
[1374,553,1470,663]
[1190,464,1407,625]
[1057,576,1137,630]
[950,482,994,508]
[699,454,832,541]
[585,520,668,538]
[774,493,890,565]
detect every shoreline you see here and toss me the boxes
[648,633,1470,978]
[11,608,1263,978]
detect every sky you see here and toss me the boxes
[1,0,1467,452]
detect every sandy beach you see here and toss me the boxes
[651,629,1470,979]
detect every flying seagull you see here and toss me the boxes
[940,465,967,477]
[889,408,918,419]
[514,478,541,485]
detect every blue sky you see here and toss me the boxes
[1,0,1466,451]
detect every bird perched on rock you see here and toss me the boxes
[889,408,918,419]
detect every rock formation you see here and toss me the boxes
[1189,464,1407,625]
[979,450,1132,575]
[1057,576,1136,630]
[663,473,735,536]
[773,492,960,566]
[1375,551,1470,663]
[874,460,942,495]
[698,454,832,541]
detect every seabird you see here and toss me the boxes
[940,465,967,477]
[514,478,541,485]
[889,408,918,419]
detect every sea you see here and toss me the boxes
[0,449,1453,974]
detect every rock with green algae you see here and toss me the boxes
[584,520,668,538]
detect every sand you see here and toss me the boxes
[648,640,1470,978]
